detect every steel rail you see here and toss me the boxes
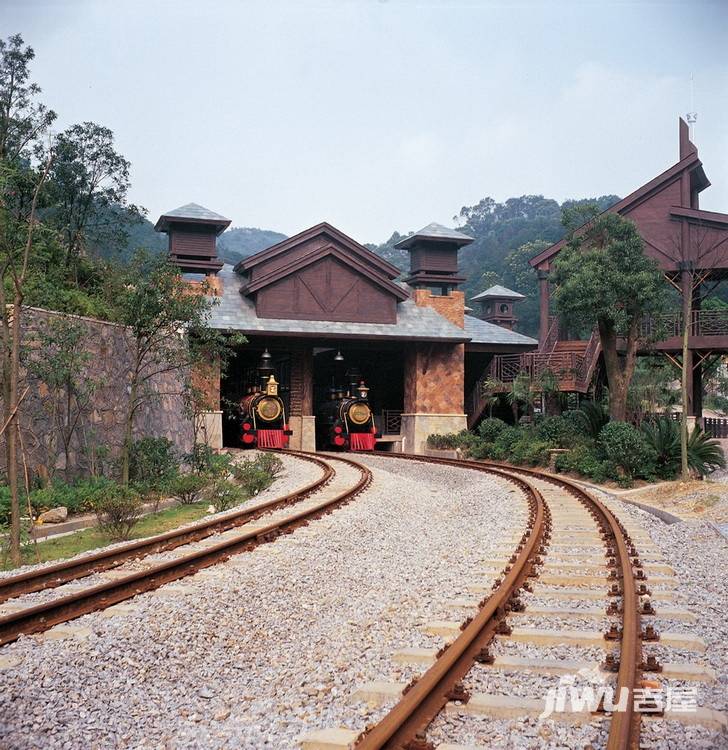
[0,452,333,603]
[355,456,548,749]
[0,454,371,646]
[354,452,641,750]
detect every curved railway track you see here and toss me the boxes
[0,451,372,646]
[348,452,643,750]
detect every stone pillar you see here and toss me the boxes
[537,270,550,347]
[402,343,467,454]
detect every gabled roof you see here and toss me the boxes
[471,284,525,301]
[529,118,709,270]
[236,222,402,279]
[241,242,409,301]
[394,222,474,249]
[154,203,231,234]
[206,266,469,342]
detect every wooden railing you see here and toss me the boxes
[380,410,403,435]
[641,309,728,339]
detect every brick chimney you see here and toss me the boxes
[395,222,473,328]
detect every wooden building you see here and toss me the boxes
[156,207,537,452]
[477,118,728,426]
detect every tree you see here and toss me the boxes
[0,156,53,564]
[112,252,241,485]
[552,211,665,421]
[43,122,144,276]
[0,34,56,164]
[502,239,549,335]
[26,316,102,480]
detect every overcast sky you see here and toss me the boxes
[3,0,727,243]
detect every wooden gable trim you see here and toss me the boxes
[529,152,704,270]
[235,221,402,279]
[241,242,409,301]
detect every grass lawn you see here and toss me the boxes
[4,501,211,571]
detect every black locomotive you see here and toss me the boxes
[317,367,378,451]
[239,349,292,448]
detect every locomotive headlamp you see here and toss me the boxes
[357,382,369,399]
[256,396,283,422]
[348,402,371,425]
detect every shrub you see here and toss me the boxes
[206,478,247,513]
[256,452,284,480]
[466,441,493,460]
[207,452,236,478]
[477,418,507,443]
[510,438,553,467]
[534,416,579,448]
[426,431,478,450]
[554,445,616,484]
[598,421,656,480]
[28,477,116,518]
[570,402,609,440]
[490,426,524,461]
[166,474,209,505]
[642,418,726,478]
[93,485,143,540]
[129,437,179,489]
[186,443,216,475]
[233,457,272,496]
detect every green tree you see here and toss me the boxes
[0,34,55,164]
[42,122,144,277]
[26,316,102,479]
[552,211,665,421]
[112,252,240,484]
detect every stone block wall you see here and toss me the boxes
[0,307,194,480]
[404,343,465,414]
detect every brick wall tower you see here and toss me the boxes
[395,223,474,452]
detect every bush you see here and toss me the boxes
[509,437,553,467]
[490,426,524,461]
[466,441,493,460]
[570,402,609,440]
[166,474,209,505]
[207,452,236,478]
[233,455,275,496]
[534,416,579,448]
[206,478,247,513]
[28,477,116,519]
[426,431,478,450]
[642,418,726,478]
[598,421,656,480]
[186,443,216,475]
[554,445,617,484]
[93,485,143,540]
[256,452,284,480]
[129,437,179,490]
[477,418,507,442]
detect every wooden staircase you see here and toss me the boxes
[466,329,602,429]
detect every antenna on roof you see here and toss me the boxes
[686,73,697,140]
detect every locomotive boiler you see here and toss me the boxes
[239,350,292,449]
[317,368,378,451]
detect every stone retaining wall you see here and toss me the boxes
[1,307,194,480]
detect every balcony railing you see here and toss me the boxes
[640,309,728,339]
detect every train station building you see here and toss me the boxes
[155,206,537,452]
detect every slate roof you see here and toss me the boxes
[471,284,525,301]
[464,315,538,346]
[206,266,467,342]
[154,203,231,233]
[206,266,537,347]
[394,222,474,249]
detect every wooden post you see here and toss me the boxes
[537,270,550,346]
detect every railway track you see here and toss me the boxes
[307,452,695,750]
[0,451,371,646]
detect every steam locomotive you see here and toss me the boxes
[239,350,292,449]
[317,367,378,451]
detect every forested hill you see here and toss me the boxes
[367,194,620,336]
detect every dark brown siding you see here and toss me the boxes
[256,256,397,324]
[170,228,216,258]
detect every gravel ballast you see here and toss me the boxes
[0,453,525,749]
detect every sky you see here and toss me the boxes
[3,0,727,244]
